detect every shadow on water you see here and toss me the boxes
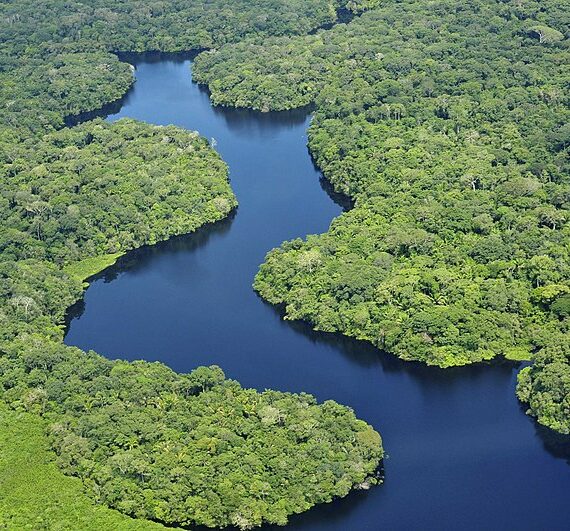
[161,462,385,531]
[206,98,313,134]
[263,296,522,383]
[64,88,135,127]
[65,213,236,327]
[115,50,203,64]
[169,467,384,531]
[317,172,354,211]
[533,417,570,465]
[263,486,377,531]
[65,51,202,127]
[107,213,235,281]
[194,77,314,134]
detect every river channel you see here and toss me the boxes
[65,54,570,530]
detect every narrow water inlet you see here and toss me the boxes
[65,56,570,531]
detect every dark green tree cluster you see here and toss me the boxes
[0,52,134,135]
[517,332,570,435]
[193,0,570,429]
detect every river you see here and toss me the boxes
[65,54,570,530]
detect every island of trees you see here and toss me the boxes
[0,0,384,528]
[193,0,570,435]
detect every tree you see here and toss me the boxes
[528,25,564,44]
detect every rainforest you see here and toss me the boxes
[0,0,569,529]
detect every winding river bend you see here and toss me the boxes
[65,55,570,530]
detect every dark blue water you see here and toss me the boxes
[65,56,570,530]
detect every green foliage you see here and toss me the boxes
[517,333,570,434]
[64,253,125,283]
[0,52,134,134]
[194,0,569,112]
[0,402,165,530]
[0,0,385,526]
[2,119,237,265]
[551,294,570,319]
[0,0,363,58]
[0,119,237,348]
[0,342,383,529]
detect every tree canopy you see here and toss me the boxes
[1,342,382,529]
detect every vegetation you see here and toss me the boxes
[517,332,570,435]
[0,119,237,344]
[1,51,135,135]
[1,0,374,58]
[0,0,384,527]
[64,253,125,283]
[2,119,236,266]
[193,0,570,428]
[0,402,164,530]
[1,344,382,529]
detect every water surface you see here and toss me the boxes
[66,56,570,530]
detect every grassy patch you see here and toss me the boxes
[504,348,532,362]
[0,402,164,530]
[63,253,124,283]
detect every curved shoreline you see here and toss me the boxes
[2,26,386,527]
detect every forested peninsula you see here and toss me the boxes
[193,0,570,435]
[0,1,384,529]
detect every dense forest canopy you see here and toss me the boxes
[0,402,166,529]
[193,0,570,433]
[0,0,384,528]
[2,119,236,265]
[1,0,568,525]
[0,0,377,57]
[0,119,236,341]
[0,0,378,138]
[1,345,382,528]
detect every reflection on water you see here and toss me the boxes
[207,97,313,133]
[65,55,570,530]
[66,214,236,324]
